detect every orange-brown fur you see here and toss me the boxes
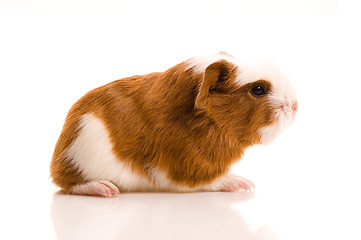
[50,59,276,191]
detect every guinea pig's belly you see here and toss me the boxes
[65,113,166,192]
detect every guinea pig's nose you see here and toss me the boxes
[291,101,298,112]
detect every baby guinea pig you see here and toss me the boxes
[50,52,298,197]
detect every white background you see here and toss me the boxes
[1,1,360,239]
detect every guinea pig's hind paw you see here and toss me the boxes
[221,175,255,193]
[70,180,120,197]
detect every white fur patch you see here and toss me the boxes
[66,113,155,192]
[185,52,241,74]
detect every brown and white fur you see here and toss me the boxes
[50,52,297,197]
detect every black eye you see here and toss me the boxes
[250,85,267,97]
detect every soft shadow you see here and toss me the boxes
[51,191,279,240]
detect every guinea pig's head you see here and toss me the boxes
[190,53,297,145]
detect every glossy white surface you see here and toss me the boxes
[1,1,360,239]
[52,192,257,240]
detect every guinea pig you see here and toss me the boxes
[50,52,297,197]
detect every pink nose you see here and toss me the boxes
[292,102,298,112]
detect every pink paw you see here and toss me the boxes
[70,180,120,197]
[221,175,255,193]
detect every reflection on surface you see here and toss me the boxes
[51,192,278,240]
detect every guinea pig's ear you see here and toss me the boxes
[195,59,234,110]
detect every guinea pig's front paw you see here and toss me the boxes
[220,175,255,193]
[69,180,120,197]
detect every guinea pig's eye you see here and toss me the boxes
[250,85,267,97]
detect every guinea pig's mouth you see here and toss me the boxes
[278,101,298,127]
[259,100,297,145]
[280,101,298,114]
